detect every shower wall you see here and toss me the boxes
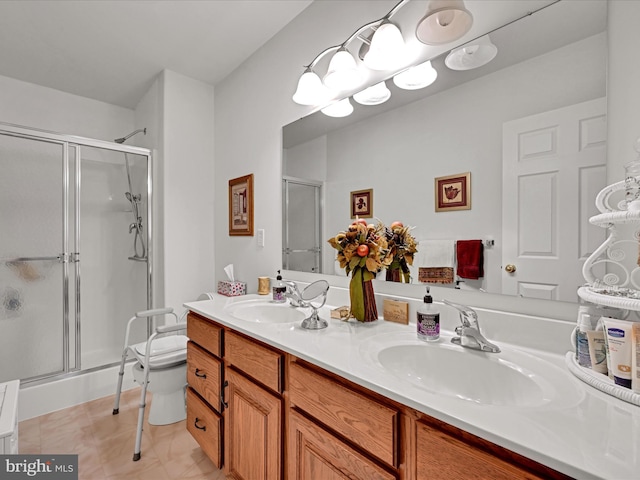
[80,147,149,370]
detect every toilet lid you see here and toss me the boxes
[132,335,188,367]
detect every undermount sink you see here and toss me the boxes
[362,332,582,408]
[224,299,306,324]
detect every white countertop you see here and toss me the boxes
[185,293,640,480]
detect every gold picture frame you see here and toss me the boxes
[435,172,471,212]
[229,174,254,236]
[350,188,373,218]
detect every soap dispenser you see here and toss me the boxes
[417,287,440,342]
[272,270,286,303]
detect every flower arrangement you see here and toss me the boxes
[328,219,391,276]
[384,221,418,283]
[327,219,391,321]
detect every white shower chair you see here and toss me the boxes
[112,307,188,461]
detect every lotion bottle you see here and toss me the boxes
[417,287,440,342]
[575,306,593,368]
[272,270,286,303]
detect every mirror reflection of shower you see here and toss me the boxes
[115,128,147,262]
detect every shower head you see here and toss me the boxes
[114,128,147,144]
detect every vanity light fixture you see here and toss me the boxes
[321,97,354,118]
[416,0,473,46]
[292,0,475,113]
[353,81,391,106]
[292,68,329,106]
[292,0,410,106]
[323,48,364,90]
[362,21,407,71]
[445,35,497,70]
[393,60,438,90]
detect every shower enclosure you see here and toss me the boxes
[0,122,152,384]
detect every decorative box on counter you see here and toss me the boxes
[217,280,246,297]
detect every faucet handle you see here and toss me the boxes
[443,299,478,327]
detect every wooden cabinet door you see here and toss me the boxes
[414,420,546,480]
[288,409,396,480]
[225,367,282,480]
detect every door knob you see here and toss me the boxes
[505,264,516,273]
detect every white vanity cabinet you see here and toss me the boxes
[0,380,19,454]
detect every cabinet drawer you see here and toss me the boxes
[225,330,282,393]
[415,420,548,480]
[186,387,222,469]
[187,341,222,411]
[289,361,398,467]
[288,409,396,480]
[187,312,222,357]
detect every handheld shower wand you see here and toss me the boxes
[116,128,148,262]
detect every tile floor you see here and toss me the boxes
[18,388,225,479]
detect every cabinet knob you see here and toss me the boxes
[194,368,207,379]
[505,264,517,273]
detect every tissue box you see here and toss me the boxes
[217,280,246,297]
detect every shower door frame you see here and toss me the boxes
[0,121,153,382]
[282,176,323,273]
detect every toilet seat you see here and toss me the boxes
[132,335,188,368]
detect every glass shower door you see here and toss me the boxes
[282,178,322,273]
[0,134,69,383]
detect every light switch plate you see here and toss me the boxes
[257,229,265,247]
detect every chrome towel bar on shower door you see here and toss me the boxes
[2,254,78,263]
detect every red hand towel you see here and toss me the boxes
[456,240,484,280]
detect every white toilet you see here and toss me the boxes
[130,335,188,425]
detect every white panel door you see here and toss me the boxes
[502,98,607,302]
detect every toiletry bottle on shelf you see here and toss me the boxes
[575,306,593,368]
[417,287,440,342]
[272,270,286,303]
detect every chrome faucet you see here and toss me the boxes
[443,300,500,353]
[281,280,303,307]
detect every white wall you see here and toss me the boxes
[0,74,133,141]
[283,135,327,182]
[608,0,640,182]
[161,70,216,313]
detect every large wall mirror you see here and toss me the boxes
[282,0,607,304]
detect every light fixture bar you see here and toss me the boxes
[304,0,409,70]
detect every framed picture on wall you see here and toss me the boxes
[435,172,471,212]
[229,174,254,236]
[350,189,373,218]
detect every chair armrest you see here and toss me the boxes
[156,322,187,334]
[136,308,174,318]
